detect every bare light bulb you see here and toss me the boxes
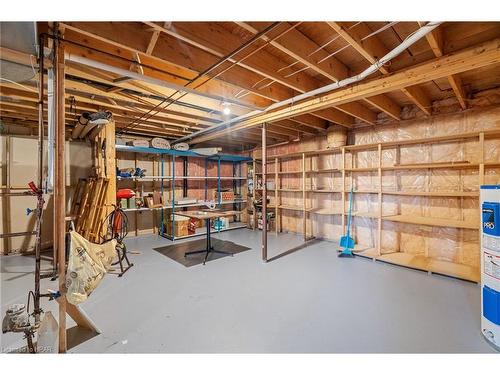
[222,106,231,115]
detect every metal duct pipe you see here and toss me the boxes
[64,53,261,111]
[174,21,442,144]
[46,67,55,193]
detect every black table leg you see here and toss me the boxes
[185,217,234,265]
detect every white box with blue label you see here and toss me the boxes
[480,185,500,351]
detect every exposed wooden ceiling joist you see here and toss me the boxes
[327,21,430,117]
[418,21,468,110]
[189,37,500,144]
[235,21,349,82]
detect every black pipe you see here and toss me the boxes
[33,32,45,324]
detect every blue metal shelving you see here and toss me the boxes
[116,145,252,241]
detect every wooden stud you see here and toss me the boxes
[54,33,67,354]
[302,153,306,241]
[262,123,267,261]
[377,144,382,256]
[275,157,278,236]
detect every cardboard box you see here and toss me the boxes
[164,214,189,237]
[214,190,235,202]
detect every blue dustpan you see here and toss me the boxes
[338,187,355,258]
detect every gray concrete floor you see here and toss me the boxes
[1,228,496,353]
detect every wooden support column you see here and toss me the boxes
[252,158,257,230]
[479,132,485,185]
[377,144,382,256]
[341,148,346,235]
[54,34,67,353]
[103,121,116,217]
[262,123,267,262]
[274,157,278,236]
[302,153,306,241]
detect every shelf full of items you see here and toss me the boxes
[115,141,252,240]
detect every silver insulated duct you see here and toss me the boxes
[0,22,38,83]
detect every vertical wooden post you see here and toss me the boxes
[274,157,278,235]
[252,159,257,230]
[302,153,306,241]
[479,132,485,185]
[104,121,116,217]
[341,148,346,236]
[262,123,267,262]
[377,144,382,256]
[54,33,67,353]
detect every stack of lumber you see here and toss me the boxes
[72,178,110,243]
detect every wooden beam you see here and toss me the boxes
[419,21,444,57]
[236,22,349,82]
[190,37,500,143]
[276,119,317,136]
[55,36,67,354]
[309,109,354,128]
[328,21,429,116]
[336,102,377,125]
[448,74,467,110]
[145,30,161,55]
[60,23,275,108]
[144,21,322,93]
[364,94,401,120]
[419,22,467,110]
[144,18,354,136]
[401,86,432,116]
[327,22,390,74]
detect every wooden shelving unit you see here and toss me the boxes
[255,129,500,282]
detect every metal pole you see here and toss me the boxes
[217,157,221,207]
[172,155,176,240]
[182,156,188,199]
[262,123,267,262]
[160,155,164,236]
[204,158,208,201]
[33,33,45,323]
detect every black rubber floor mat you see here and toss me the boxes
[153,238,251,267]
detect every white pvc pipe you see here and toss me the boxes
[174,21,442,144]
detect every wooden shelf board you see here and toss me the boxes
[381,190,479,197]
[427,258,480,282]
[255,129,500,161]
[353,247,382,258]
[345,167,378,172]
[352,211,378,219]
[377,252,430,272]
[118,176,246,181]
[352,249,479,282]
[376,252,479,282]
[310,208,343,215]
[307,169,341,174]
[278,205,311,212]
[311,189,339,193]
[352,190,379,194]
[382,214,478,229]
[384,163,479,171]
